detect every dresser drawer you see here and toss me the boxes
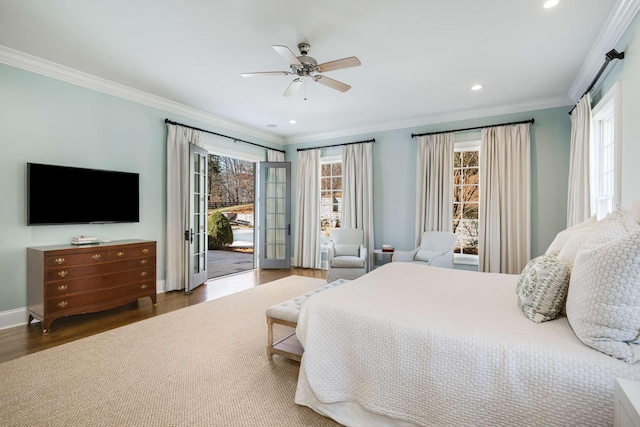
[109,245,155,261]
[46,250,109,268]
[45,257,155,282]
[45,265,156,297]
[45,280,156,314]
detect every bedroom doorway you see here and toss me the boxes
[206,153,255,279]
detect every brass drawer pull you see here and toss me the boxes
[57,284,68,292]
[116,251,125,257]
[140,259,148,265]
[141,284,148,289]
[55,257,65,265]
[58,301,68,308]
[92,254,101,261]
[142,248,150,254]
[58,270,68,278]
[140,271,148,277]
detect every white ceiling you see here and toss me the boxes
[0,0,626,144]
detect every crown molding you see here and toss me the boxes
[282,95,572,145]
[568,0,640,101]
[0,45,284,145]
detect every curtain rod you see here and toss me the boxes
[164,119,285,154]
[568,49,625,115]
[411,118,534,138]
[296,138,375,152]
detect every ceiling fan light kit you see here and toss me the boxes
[242,43,361,97]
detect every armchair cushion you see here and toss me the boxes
[334,244,360,257]
[330,256,365,268]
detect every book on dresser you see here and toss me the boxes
[26,239,157,334]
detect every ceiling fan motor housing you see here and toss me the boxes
[298,43,310,55]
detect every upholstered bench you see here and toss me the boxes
[266,278,350,361]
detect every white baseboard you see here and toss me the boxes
[0,280,166,331]
[0,307,29,330]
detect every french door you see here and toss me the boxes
[256,162,291,269]
[186,143,208,293]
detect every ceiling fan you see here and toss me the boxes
[241,43,361,97]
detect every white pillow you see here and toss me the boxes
[546,216,597,255]
[566,229,640,362]
[557,228,594,267]
[415,249,442,262]
[516,254,571,323]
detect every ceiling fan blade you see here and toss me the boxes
[273,45,302,65]
[316,56,361,73]
[241,71,291,77]
[314,75,351,92]
[284,78,303,97]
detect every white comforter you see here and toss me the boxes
[295,262,640,427]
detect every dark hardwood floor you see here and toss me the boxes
[0,267,326,364]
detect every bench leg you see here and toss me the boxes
[267,316,274,361]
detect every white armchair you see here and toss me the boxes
[327,228,367,282]
[392,231,458,269]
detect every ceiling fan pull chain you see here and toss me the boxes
[304,78,307,101]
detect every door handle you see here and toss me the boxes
[288,224,291,236]
[184,229,195,243]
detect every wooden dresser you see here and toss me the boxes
[27,239,157,334]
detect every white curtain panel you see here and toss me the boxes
[567,93,592,227]
[415,133,455,246]
[478,123,531,274]
[165,123,204,291]
[293,149,322,268]
[342,142,375,269]
[267,149,285,162]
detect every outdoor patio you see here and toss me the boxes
[207,228,254,279]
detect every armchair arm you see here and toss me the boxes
[358,244,367,261]
[392,248,419,263]
[327,243,335,263]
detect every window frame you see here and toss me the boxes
[453,140,480,266]
[591,81,621,219]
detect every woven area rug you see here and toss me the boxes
[0,275,341,427]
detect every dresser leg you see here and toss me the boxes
[41,319,53,335]
[28,314,34,324]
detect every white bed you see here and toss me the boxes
[294,262,640,427]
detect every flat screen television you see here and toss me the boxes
[27,162,140,225]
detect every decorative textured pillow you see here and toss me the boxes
[566,229,640,362]
[582,207,640,246]
[546,216,597,255]
[516,254,571,323]
[334,244,359,257]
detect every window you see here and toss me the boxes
[320,156,342,238]
[591,82,620,220]
[453,141,480,260]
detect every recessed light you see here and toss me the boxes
[289,120,297,124]
[544,0,559,8]
[471,84,483,91]
[266,123,278,128]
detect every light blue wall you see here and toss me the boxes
[286,106,572,263]
[0,63,281,312]
[592,12,640,208]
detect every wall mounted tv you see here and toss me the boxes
[27,163,140,225]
